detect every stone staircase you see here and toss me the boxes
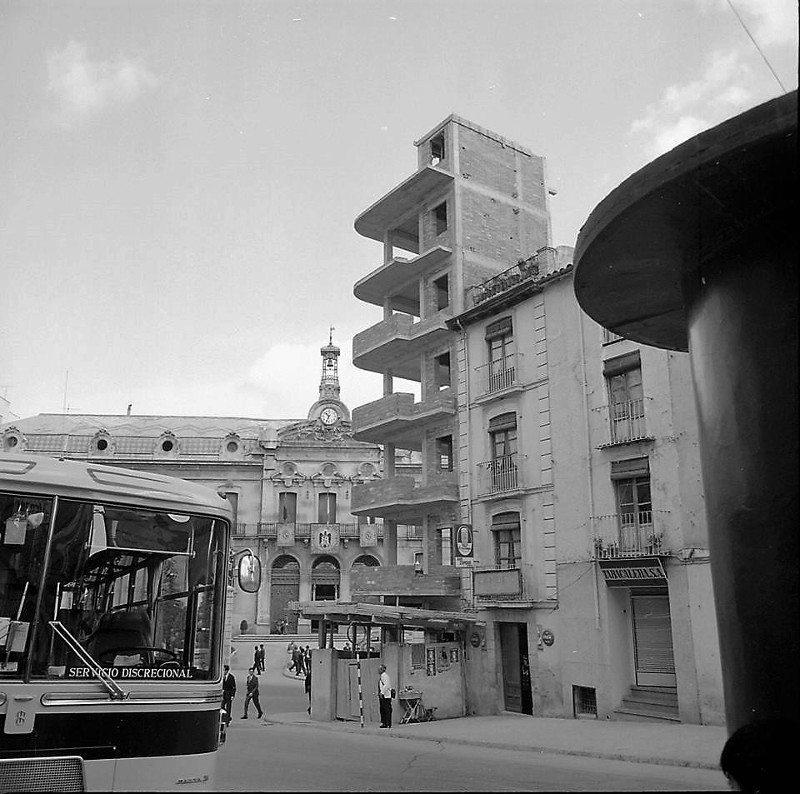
[614,685,680,723]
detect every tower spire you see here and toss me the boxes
[319,332,341,401]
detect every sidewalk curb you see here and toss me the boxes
[256,713,721,771]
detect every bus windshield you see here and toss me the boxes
[1,492,225,682]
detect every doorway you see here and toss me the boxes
[270,555,300,634]
[498,622,533,714]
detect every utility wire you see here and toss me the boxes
[726,0,788,93]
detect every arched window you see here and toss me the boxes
[352,555,380,568]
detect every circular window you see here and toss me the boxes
[162,440,174,452]
[7,436,18,448]
[227,441,239,453]
[96,439,108,451]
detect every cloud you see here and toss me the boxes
[47,41,158,127]
[629,50,754,158]
[694,0,798,46]
[630,0,797,160]
[244,342,386,418]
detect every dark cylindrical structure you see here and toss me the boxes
[573,91,798,733]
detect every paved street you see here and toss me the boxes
[216,721,727,792]
[214,662,728,792]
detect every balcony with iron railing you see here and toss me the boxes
[597,398,655,447]
[464,247,558,311]
[232,522,384,540]
[351,392,456,451]
[473,352,524,402]
[352,311,452,381]
[476,453,524,497]
[590,511,671,559]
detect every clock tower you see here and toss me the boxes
[308,328,350,425]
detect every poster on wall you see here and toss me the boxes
[437,646,451,673]
[425,646,436,676]
[450,648,459,663]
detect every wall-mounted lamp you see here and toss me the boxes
[414,559,424,576]
[342,538,349,547]
[303,539,310,547]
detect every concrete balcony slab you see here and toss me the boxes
[352,312,453,381]
[351,564,462,598]
[355,166,454,243]
[351,475,458,524]
[351,392,456,450]
[354,246,452,312]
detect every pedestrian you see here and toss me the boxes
[242,667,263,719]
[289,645,300,674]
[253,644,261,674]
[378,664,393,728]
[222,664,236,726]
[720,718,797,793]
[304,665,312,716]
[295,646,305,677]
[258,643,266,673]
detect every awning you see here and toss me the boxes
[288,600,482,632]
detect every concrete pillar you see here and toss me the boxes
[423,515,442,569]
[385,443,396,477]
[383,520,398,566]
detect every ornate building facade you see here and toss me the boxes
[1,339,422,635]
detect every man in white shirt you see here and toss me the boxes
[378,664,393,728]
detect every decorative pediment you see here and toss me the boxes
[2,426,25,451]
[279,420,354,443]
[90,429,115,456]
[270,460,304,487]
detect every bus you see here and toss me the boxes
[0,452,261,791]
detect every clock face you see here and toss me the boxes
[320,407,339,426]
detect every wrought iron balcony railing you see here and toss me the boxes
[474,352,522,397]
[464,247,558,310]
[232,522,382,540]
[606,398,653,444]
[590,511,670,558]
[477,453,521,496]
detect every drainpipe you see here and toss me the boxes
[454,317,473,610]
[577,298,601,630]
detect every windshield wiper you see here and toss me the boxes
[48,620,130,701]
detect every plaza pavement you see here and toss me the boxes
[251,666,728,772]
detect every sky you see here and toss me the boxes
[1,0,797,422]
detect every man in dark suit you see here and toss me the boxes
[222,664,236,726]
[242,667,263,719]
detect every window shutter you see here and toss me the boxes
[610,457,650,480]
[603,350,641,377]
[491,511,521,530]
[489,412,517,431]
[485,317,513,339]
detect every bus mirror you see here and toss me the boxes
[237,553,261,593]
